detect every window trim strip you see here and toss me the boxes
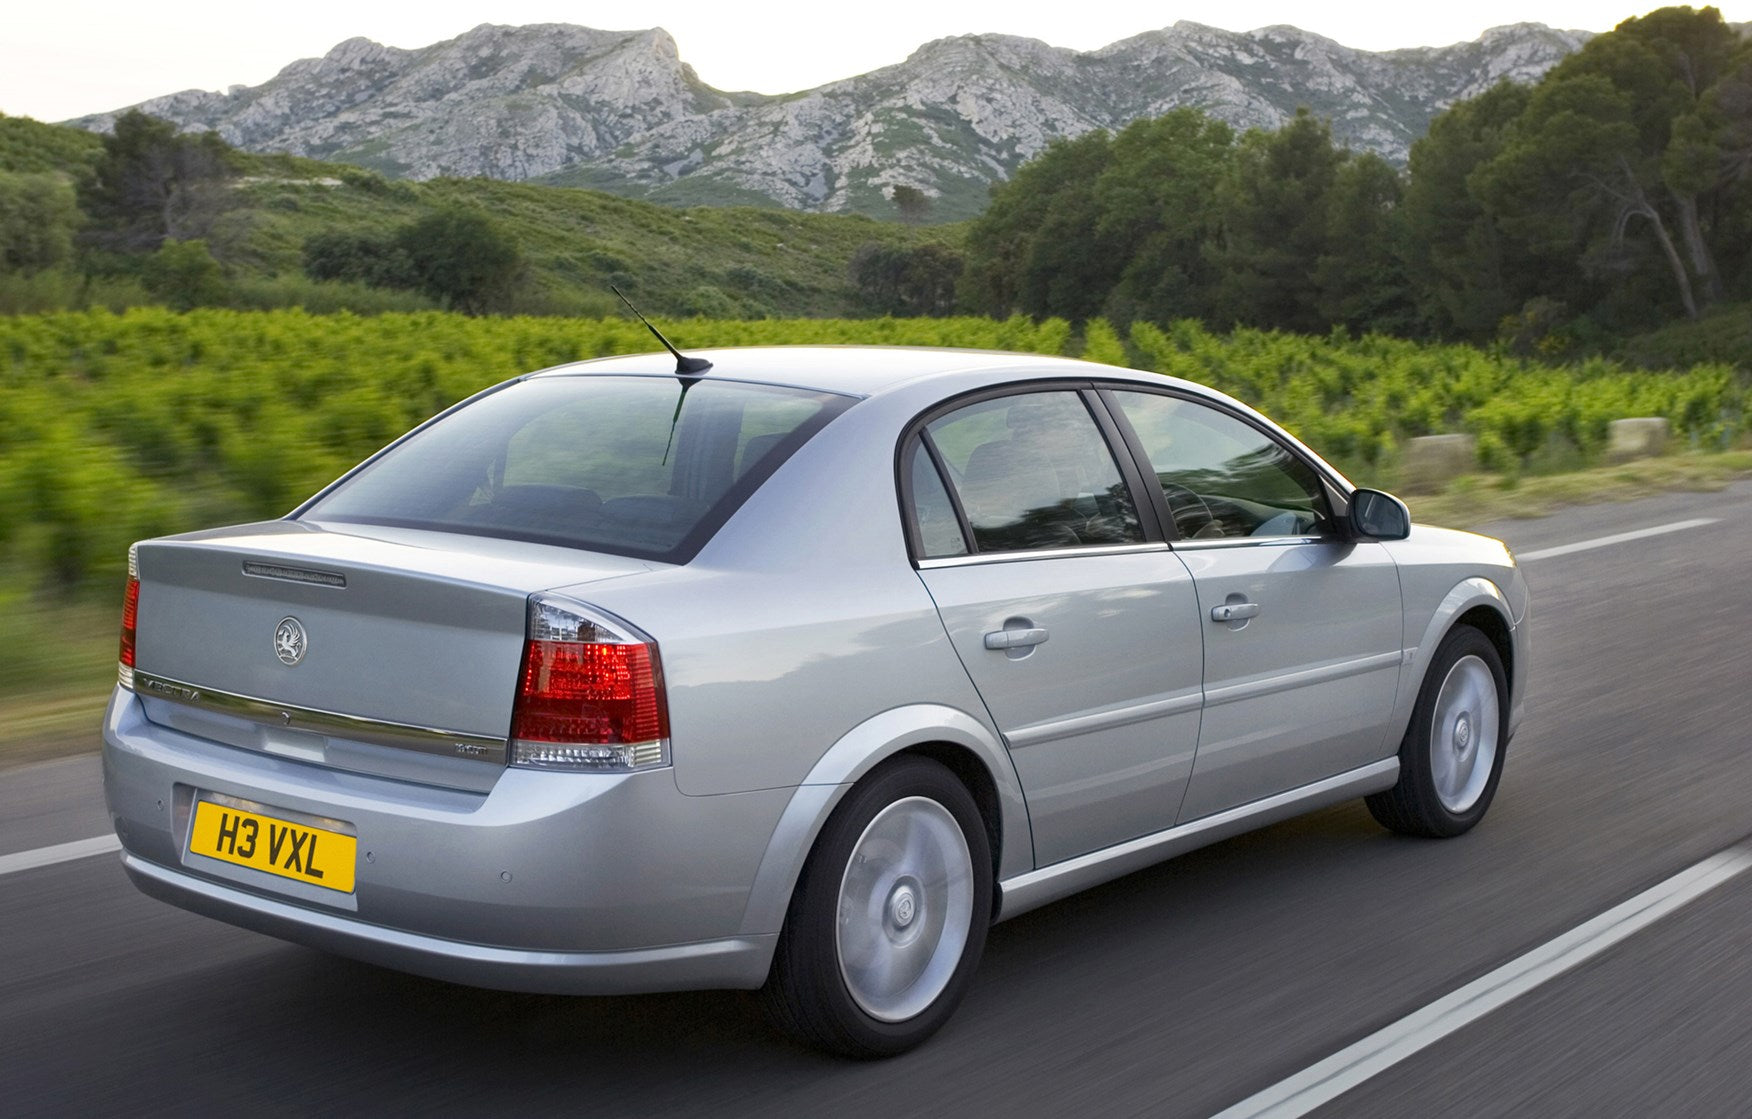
[917,541,1172,570]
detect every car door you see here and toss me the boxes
[906,388,1205,866]
[1104,389,1405,823]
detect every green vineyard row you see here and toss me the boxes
[2,308,1744,594]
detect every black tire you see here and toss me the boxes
[763,756,993,1058]
[1367,626,1508,838]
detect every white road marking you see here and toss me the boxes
[1212,838,1752,1119]
[1516,517,1718,561]
[0,835,122,878]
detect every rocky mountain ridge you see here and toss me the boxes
[71,21,1592,220]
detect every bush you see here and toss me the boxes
[0,171,79,274]
[1081,318,1128,366]
[395,207,523,314]
[140,239,229,310]
[302,209,525,315]
[1,308,1743,602]
[302,229,414,290]
[0,269,85,314]
[1617,303,1752,372]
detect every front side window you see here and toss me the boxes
[302,376,850,561]
[921,391,1142,554]
[1109,391,1331,540]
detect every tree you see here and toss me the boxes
[393,208,523,314]
[0,171,79,274]
[1092,109,1236,325]
[1471,6,1752,322]
[849,242,963,315]
[1401,82,1538,339]
[78,111,238,253]
[961,130,1115,318]
[1209,109,1348,333]
[889,184,931,224]
[1019,158,1121,321]
[963,107,1421,332]
[1394,83,1548,339]
[1316,154,1414,333]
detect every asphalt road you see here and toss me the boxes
[6,482,1752,1117]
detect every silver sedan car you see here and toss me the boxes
[103,346,1528,1056]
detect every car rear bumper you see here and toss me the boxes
[119,853,776,994]
[101,686,786,993]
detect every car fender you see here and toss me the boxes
[735,704,1031,940]
[1390,576,1521,746]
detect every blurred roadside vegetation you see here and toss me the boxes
[2,309,1742,596]
[1,309,1748,765]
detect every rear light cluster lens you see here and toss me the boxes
[509,594,670,772]
[118,544,140,690]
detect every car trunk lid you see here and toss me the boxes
[129,520,657,792]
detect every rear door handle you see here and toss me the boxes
[984,627,1050,650]
[1210,602,1260,623]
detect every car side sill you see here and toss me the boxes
[994,758,1399,922]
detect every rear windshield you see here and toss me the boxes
[300,375,853,562]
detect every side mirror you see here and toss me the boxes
[1351,489,1410,540]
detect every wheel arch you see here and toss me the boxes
[902,741,1007,886]
[734,705,1031,945]
[1453,602,1515,699]
[1392,576,1522,746]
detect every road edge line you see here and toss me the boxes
[0,834,122,878]
[1516,518,1718,561]
[1211,839,1752,1119]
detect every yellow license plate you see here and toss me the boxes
[189,800,356,893]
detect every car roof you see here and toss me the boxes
[530,345,1149,398]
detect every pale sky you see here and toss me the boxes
[4,1,1747,124]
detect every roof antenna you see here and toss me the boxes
[611,285,712,377]
[611,285,709,465]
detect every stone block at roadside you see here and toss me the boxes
[1400,434,1477,493]
[1607,418,1669,463]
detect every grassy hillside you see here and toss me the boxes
[0,113,101,176]
[234,159,959,318]
[0,117,960,319]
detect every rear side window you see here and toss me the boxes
[919,391,1143,554]
[906,440,969,559]
[302,376,851,561]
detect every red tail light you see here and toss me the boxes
[118,545,140,688]
[513,641,667,742]
[509,594,669,771]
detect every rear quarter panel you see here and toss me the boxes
[571,396,1008,801]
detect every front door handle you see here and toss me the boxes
[1210,602,1260,623]
[984,627,1050,650]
